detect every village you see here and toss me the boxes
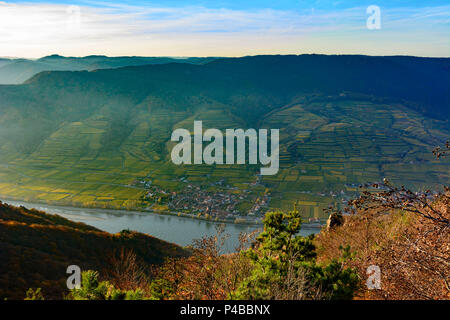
[132,176,271,222]
[130,175,362,224]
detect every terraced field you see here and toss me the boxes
[0,55,448,220]
[0,92,448,220]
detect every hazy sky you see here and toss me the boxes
[1,0,449,58]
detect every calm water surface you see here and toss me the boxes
[3,200,320,252]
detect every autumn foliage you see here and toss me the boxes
[315,183,449,299]
[0,202,187,300]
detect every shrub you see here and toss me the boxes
[234,205,359,300]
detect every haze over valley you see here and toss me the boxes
[0,54,448,222]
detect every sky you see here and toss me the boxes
[0,0,449,58]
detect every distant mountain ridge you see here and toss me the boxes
[0,55,217,85]
[22,54,450,121]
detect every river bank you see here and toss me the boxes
[1,198,322,252]
[0,195,325,228]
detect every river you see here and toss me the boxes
[2,199,321,253]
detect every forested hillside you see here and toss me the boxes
[0,201,187,299]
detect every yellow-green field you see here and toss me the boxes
[0,96,448,220]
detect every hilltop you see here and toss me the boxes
[0,201,188,299]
